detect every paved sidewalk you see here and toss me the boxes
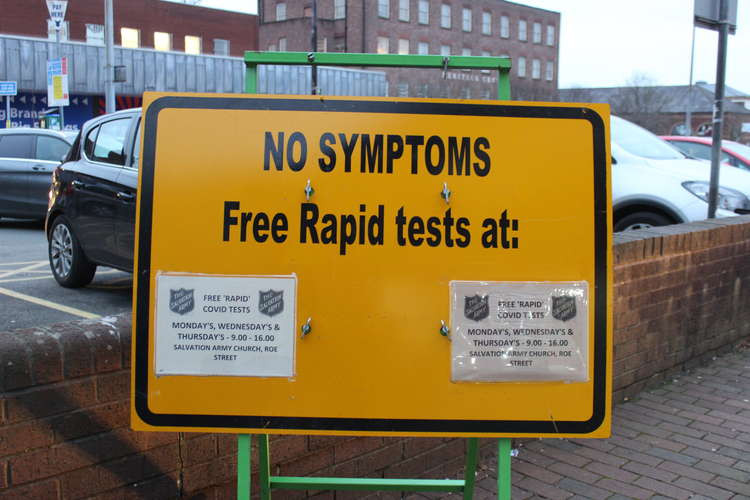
[414,344,750,499]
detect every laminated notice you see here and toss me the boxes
[154,273,296,377]
[451,281,588,382]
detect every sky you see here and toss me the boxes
[191,0,750,94]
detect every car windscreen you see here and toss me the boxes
[611,116,684,160]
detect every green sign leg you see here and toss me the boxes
[237,434,251,500]
[258,434,272,500]
[463,438,479,500]
[497,439,511,500]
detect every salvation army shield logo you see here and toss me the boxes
[169,288,194,315]
[464,294,489,322]
[258,290,284,317]
[551,296,576,322]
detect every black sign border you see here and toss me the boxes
[135,96,609,435]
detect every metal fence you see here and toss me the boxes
[0,35,387,97]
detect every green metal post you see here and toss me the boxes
[245,64,257,94]
[497,439,511,500]
[463,438,479,500]
[497,69,511,100]
[237,434,251,500]
[258,434,272,500]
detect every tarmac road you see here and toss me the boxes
[0,218,132,331]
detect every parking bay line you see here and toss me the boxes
[0,261,48,280]
[0,287,99,319]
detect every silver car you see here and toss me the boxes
[0,128,73,220]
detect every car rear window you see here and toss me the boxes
[36,135,71,162]
[92,118,132,166]
[0,134,34,158]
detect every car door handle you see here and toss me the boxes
[32,164,47,171]
[71,180,85,189]
[117,191,136,201]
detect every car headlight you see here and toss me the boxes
[682,181,750,212]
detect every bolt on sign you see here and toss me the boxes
[131,93,613,438]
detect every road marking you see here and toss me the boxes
[0,261,48,280]
[0,287,100,319]
[0,276,55,284]
[0,260,48,266]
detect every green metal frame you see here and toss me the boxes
[236,51,514,499]
[244,51,511,100]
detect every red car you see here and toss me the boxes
[661,135,750,172]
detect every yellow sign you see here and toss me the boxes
[131,93,612,438]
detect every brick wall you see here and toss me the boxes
[1,216,749,498]
[612,216,750,401]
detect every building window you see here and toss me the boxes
[397,83,409,97]
[276,2,286,21]
[500,15,509,38]
[377,36,389,54]
[378,0,389,18]
[85,24,104,45]
[214,38,230,56]
[440,44,450,56]
[184,35,201,54]
[518,20,527,41]
[418,0,429,24]
[532,22,542,43]
[398,38,409,54]
[334,0,346,19]
[317,37,328,52]
[546,25,555,46]
[418,41,429,55]
[482,12,491,35]
[440,4,451,29]
[517,56,526,77]
[154,32,172,51]
[121,27,140,48]
[532,59,541,79]
[47,20,69,41]
[462,8,471,32]
[278,37,287,51]
[268,43,277,51]
[399,0,409,21]
[545,61,554,81]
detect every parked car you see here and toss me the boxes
[660,135,750,172]
[612,117,750,231]
[0,128,73,220]
[46,109,140,287]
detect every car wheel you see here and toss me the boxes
[614,212,672,232]
[48,216,97,288]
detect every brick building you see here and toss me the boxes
[258,0,560,100]
[0,0,257,57]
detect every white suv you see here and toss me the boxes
[612,116,750,232]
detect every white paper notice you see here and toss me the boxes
[451,281,589,382]
[154,273,296,377]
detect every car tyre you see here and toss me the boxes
[48,216,96,288]
[614,211,672,232]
